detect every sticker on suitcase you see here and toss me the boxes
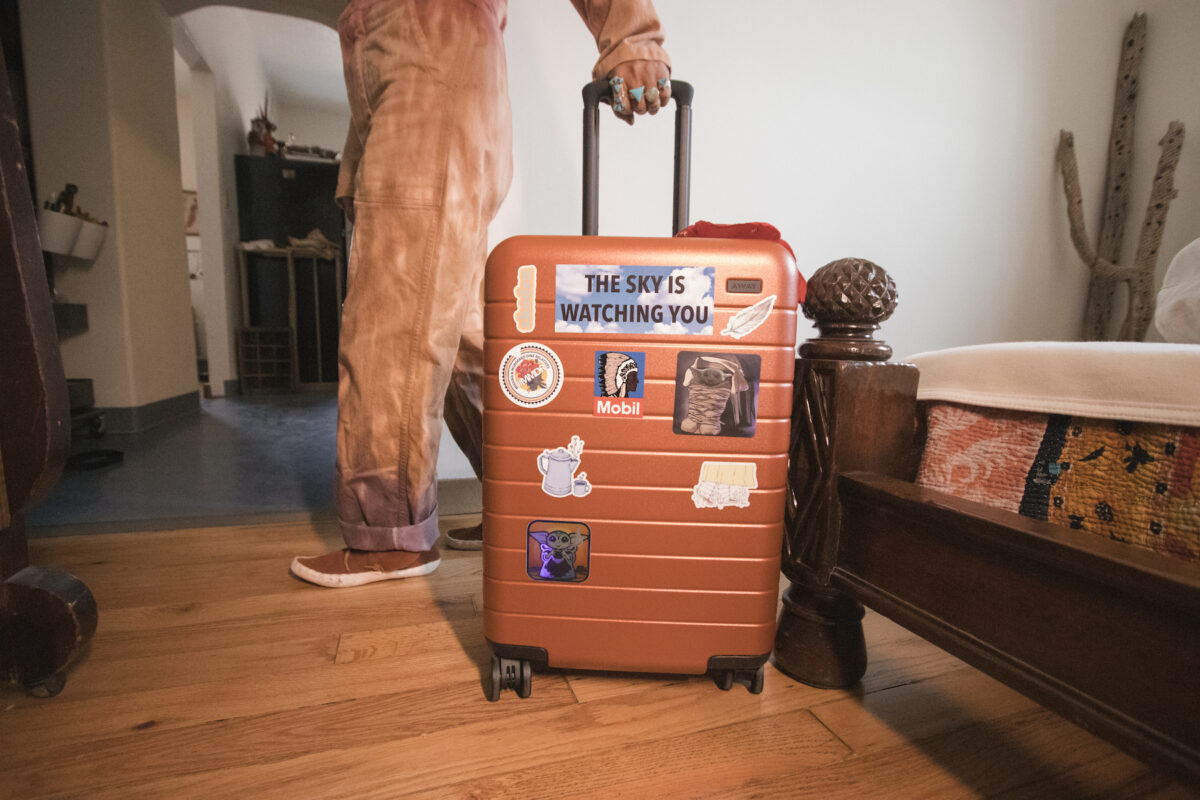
[512,265,537,333]
[594,350,644,417]
[720,294,776,339]
[499,342,564,408]
[527,521,591,582]
[692,461,758,509]
[555,264,714,335]
[673,352,761,437]
[537,435,591,498]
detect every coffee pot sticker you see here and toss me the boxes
[537,435,591,498]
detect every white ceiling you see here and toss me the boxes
[174,3,348,117]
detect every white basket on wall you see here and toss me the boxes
[37,207,82,255]
[70,220,107,260]
[37,208,107,260]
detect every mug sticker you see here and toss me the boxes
[673,351,761,438]
[555,264,714,335]
[537,435,591,498]
[692,462,758,509]
[527,521,591,582]
[513,264,537,333]
[499,342,564,408]
[594,351,645,417]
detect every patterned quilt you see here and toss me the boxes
[917,402,1200,563]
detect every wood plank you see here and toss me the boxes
[407,710,849,800]
[810,662,1040,753]
[62,675,849,800]
[0,616,498,745]
[706,706,1179,799]
[1,676,577,799]
[2,517,1188,798]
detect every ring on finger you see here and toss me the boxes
[630,86,645,104]
[609,76,631,114]
[645,87,660,104]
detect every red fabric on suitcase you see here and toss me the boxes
[675,220,805,302]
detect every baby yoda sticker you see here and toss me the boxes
[692,461,758,510]
[527,521,591,582]
[537,435,591,498]
[498,342,564,409]
[672,351,761,438]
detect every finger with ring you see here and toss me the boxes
[609,75,631,115]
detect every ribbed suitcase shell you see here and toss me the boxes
[482,234,798,676]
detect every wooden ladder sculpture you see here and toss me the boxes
[1056,13,1185,341]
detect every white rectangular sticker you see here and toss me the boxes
[555,265,714,335]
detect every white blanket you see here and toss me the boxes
[905,341,1200,427]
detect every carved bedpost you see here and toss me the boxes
[0,46,97,697]
[772,259,919,688]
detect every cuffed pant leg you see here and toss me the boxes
[334,0,511,551]
[442,254,486,482]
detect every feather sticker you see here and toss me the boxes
[720,294,776,339]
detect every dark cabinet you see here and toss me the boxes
[234,155,346,388]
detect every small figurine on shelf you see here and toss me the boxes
[248,95,278,156]
[44,182,78,214]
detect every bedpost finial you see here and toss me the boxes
[800,258,897,361]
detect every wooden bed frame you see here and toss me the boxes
[0,55,97,697]
[772,258,1200,785]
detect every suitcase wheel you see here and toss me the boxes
[487,654,533,701]
[713,664,765,694]
[749,665,765,695]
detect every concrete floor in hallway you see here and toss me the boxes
[27,391,481,537]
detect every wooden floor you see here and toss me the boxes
[2,516,1191,799]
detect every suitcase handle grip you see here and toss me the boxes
[582,78,693,237]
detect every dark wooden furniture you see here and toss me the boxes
[234,155,345,387]
[0,48,97,697]
[774,258,1200,785]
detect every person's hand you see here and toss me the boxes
[607,60,671,126]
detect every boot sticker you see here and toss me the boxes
[673,352,761,438]
[537,435,591,498]
[527,521,591,582]
[720,294,776,339]
[594,350,645,417]
[692,462,758,510]
[555,264,714,335]
[499,342,564,408]
[512,264,537,333]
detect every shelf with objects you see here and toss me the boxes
[234,153,347,392]
[36,182,109,437]
[236,236,344,391]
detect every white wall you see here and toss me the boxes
[176,7,275,395]
[274,103,347,153]
[174,51,198,192]
[494,0,1200,359]
[22,0,198,411]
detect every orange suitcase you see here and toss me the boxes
[482,81,799,699]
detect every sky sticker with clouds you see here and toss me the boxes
[554,264,715,336]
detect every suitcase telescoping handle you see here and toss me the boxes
[582,78,694,236]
